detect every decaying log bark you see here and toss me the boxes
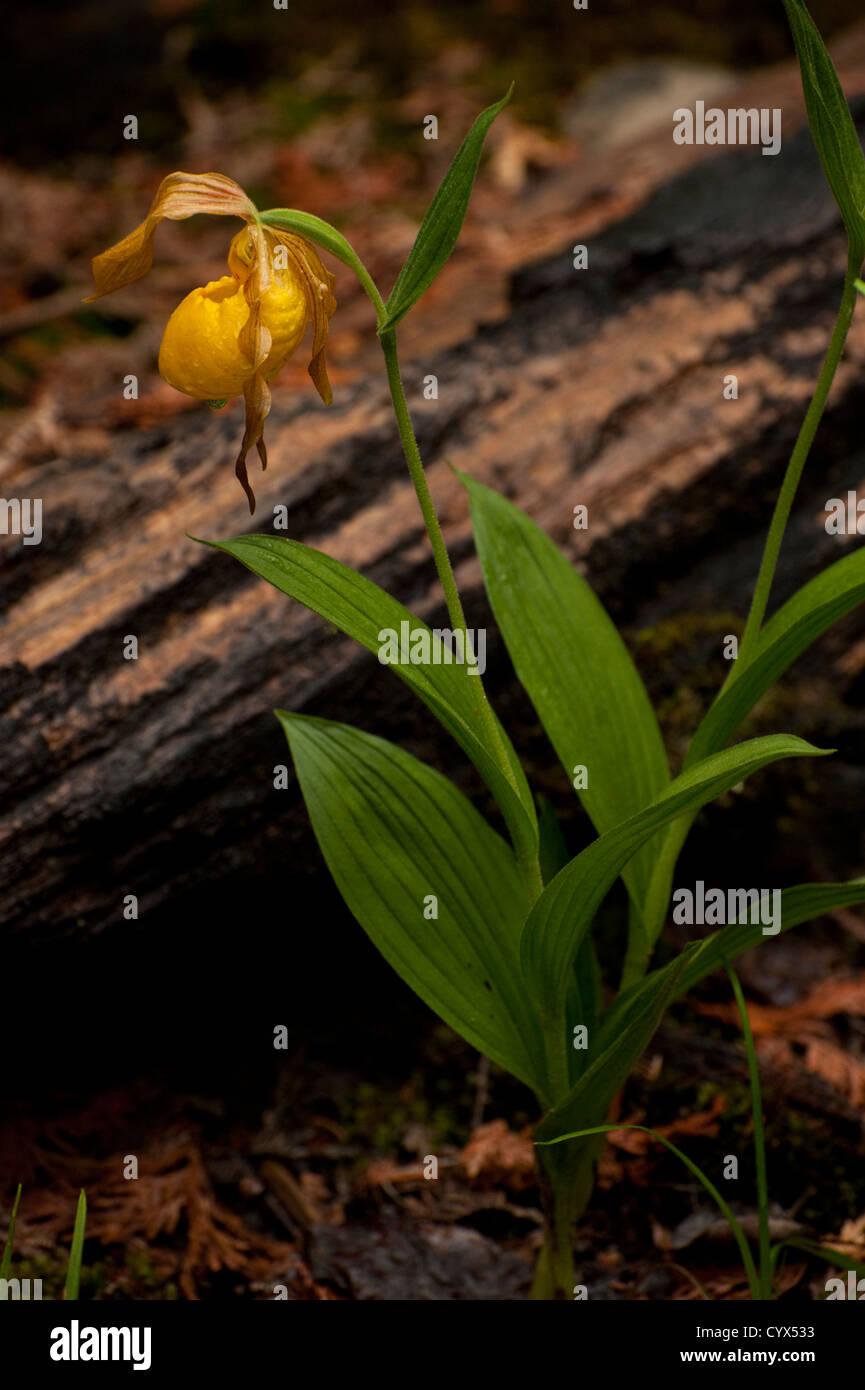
[3,68,865,1077]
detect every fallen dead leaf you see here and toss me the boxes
[606,1094,726,1156]
[460,1119,536,1188]
[755,1033,865,1109]
[829,1210,865,1258]
[698,973,865,1036]
[672,1261,806,1300]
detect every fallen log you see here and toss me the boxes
[3,87,865,1085]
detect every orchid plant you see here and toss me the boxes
[90,0,865,1299]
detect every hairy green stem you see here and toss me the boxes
[619,820,691,993]
[531,1141,596,1300]
[620,896,653,995]
[540,1011,572,1105]
[379,332,474,656]
[739,261,859,663]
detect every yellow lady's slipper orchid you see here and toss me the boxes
[87,172,337,511]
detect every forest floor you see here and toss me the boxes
[4,918,865,1300]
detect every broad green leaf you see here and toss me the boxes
[463,474,669,917]
[567,939,602,1079]
[604,880,865,1053]
[279,713,546,1095]
[783,0,865,260]
[670,878,865,999]
[0,1184,21,1281]
[63,1191,87,1301]
[537,795,569,887]
[687,544,865,767]
[539,878,865,1280]
[537,797,601,1076]
[538,1122,760,1298]
[381,88,512,331]
[535,951,687,1139]
[204,533,538,866]
[521,735,828,1024]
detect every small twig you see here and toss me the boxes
[830,908,865,944]
[0,287,94,340]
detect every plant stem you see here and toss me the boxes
[288,233,543,900]
[531,1141,596,1300]
[378,328,543,901]
[285,224,544,899]
[738,261,859,663]
[380,332,472,640]
[625,265,861,996]
[620,818,691,993]
[726,963,772,1300]
[620,896,653,995]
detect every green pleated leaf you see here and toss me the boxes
[564,879,865,1273]
[279,713,546,1095]
[688,545,865,767]
[537,796,602,1076]
[521,735,829,1025]
[534,951,687,1143]
[537,795,569,887]
[463,474,669,918]
[783,0,865,261]
[670,878,865,999]
[601,881,865,1068]
[204,533,537,867]
[380,87,512,331]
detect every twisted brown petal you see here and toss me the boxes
[87,172,257,301]
[233,227,336,511]
[268,230,337,405]
[235,369,272,514]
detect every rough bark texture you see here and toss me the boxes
[4,50,865,1084]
